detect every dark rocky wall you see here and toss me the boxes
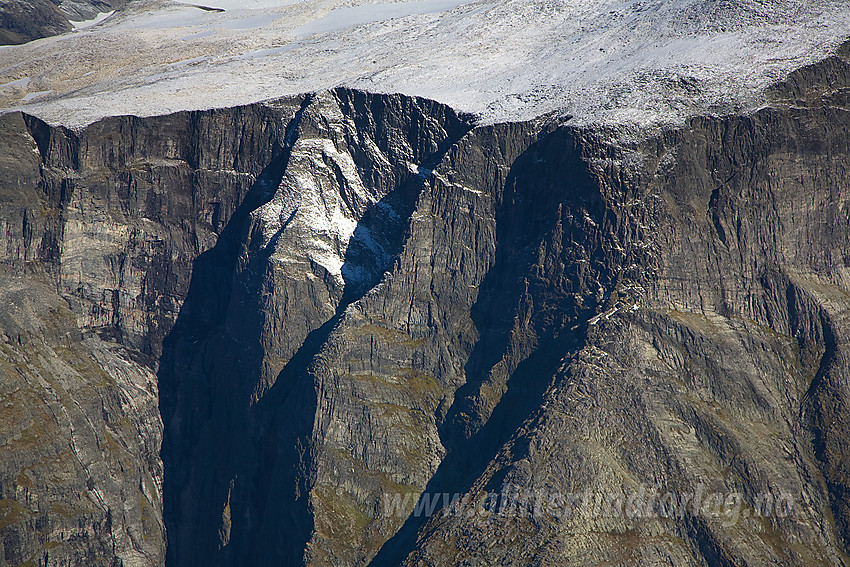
[0,48,849,567]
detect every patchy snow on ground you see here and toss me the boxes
[174,0,300,9]
[1,77,30,88]
[21,90,54,103]
[69,10,116,30]
[2,0,849,129]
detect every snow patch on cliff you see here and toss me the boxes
[256,136,381,285]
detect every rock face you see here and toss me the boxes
[0,0,125,45]
[2,50,850,567]
[0,0,69,45]
[0,100,303,566]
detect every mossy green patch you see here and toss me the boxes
[141,492,160,543]
[50,501,83,520]
[350,367,441,399]
[101,429,124,458]
[52,343,114,387]
[313,484,371,547]
[9,416,54,451]
[395,368,441,396]
[14,472,34,490]
[327,447,422,497]
[0,498,33,530]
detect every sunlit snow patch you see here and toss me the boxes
[22,91,53,103]
[1,77,30,88]
[70,10,115,30]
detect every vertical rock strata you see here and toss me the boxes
[0,48,849,567]
[384,48,850,566]
[0,99,304,566]
[158,90,474,566]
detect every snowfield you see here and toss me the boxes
[1,0,849,128]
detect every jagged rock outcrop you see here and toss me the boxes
[1,46,850,567]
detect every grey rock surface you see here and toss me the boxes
[0,45,850,567]
[0,102,301,565]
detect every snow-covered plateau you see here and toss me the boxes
[1,0,850,128]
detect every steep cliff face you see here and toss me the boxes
[1,47,850,567]
[157,89,475,566]
[0,101,302,566]
[377,48,850,566]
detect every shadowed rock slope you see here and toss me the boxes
[0,0,129,45]
[1,48,850,567]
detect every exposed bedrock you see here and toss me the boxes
[0,46,849,567]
